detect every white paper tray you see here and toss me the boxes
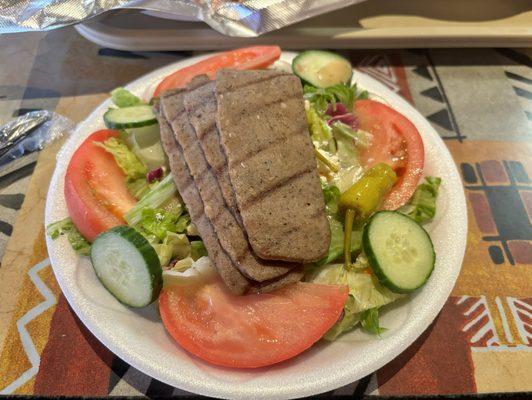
[76,0,532,50]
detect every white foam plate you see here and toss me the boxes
[45,51,467,399]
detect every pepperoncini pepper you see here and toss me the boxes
[339,163,397,268]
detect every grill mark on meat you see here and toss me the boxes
[226,123,310,171]
[215,69,331,263]
[156,91,302,294]
[216,71,286,95]
[240,167,315,210]
[197,122,216,140]
[202,129,227,173]
[155,100,251,294]
[249,268,304,294]
[161,90,296,282]
[185,77,241,221]
[221,93,302,128]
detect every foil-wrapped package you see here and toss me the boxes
[0,0,366,37]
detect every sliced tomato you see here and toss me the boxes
[64,129,137,242]
[153,46,281,98]
[159,278,348,368]
[354,99,424,210]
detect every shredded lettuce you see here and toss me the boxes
[318,183,363,266]
[322,183,341,217]
[135,207,187,241]
[170,257,194,272]
[332,122,368,170]
[304,83,369,114]
[46,217,91,256]
[400,176,441,224]
[123,173,195,267]
[134,207,192,266]
[190,240,208,260]
[315,217,362,267]
[94,137,147,181]
[316,218,344,266]
[308,262,403,340]
[360,307,387,336]
[307,106,334,151]
[324,296,362,340]
[153,232,191,266]
[124,174,178,225]
[126,178,153,200]
[111,87,143,108]
[187,223,199,236]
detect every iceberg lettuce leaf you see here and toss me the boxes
[400,176,441,224]
[94,137,147,181]
[309,262,403,339]
[46,217,91,256]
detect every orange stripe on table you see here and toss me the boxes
[34,295,113,396]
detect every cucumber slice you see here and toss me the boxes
[363,211,435,293]
[104,105,157,129]
[292,50,353,88]
[90,226,162,307]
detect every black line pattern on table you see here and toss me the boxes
[503,66,532,128]
[505,71,532,85]
[513,86,532,101]
[420,86,444,103]
[108,356,130,393]
[408,51,465,141]
[104,356,369,397]
[424,51,464,142]
[353,374,372,397]
[0,194,24,210]
[412,65,432,81]
[0,220,13,236]
[145,378,175,397]
[426,109,453,132]
[0,161,36,191]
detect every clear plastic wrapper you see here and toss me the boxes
[0,0,366,37]
[0,111,74,168]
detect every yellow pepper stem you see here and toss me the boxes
[343,209,356,268]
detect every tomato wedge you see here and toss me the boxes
[159,278,348,368]
[354,99,424,210]
[153,46,281,98]
[64,130,137,242]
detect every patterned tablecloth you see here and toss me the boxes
[0,28,530,397]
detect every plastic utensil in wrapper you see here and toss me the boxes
[0,111,74,177]
[0,0,367,37]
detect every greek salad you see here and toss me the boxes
[48,46,441,368]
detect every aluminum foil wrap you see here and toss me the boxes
[0,0,366,37]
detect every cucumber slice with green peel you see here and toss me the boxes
[292,50,353,88]
[90,226,162,307]
[363,211,435,293]
[104,105,157,129]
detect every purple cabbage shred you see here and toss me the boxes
[326,103,359,130]
[147,166,165,183]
